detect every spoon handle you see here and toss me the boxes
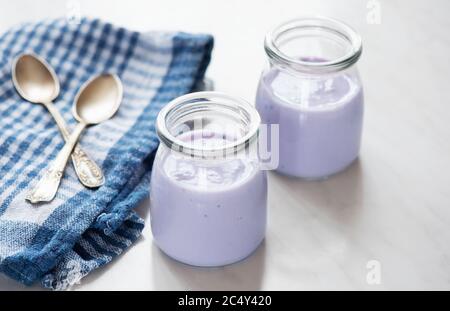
[26,123,86,203]
[44,102,104,188]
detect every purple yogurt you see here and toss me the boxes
[150,92,267,267]
[257,17,364,179]
[256,67,364,179]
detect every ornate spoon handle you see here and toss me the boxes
[27,123,86,203]
[45,102,104,188]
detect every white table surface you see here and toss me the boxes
[1,0,450,291]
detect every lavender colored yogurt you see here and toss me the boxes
[150,130,267,266]
[256,67,364,179]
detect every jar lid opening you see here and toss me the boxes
[265,16,362,74]
[156,92,261,158]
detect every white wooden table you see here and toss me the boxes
[1,0,449,290]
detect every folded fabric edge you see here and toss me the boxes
[41,212,144,290]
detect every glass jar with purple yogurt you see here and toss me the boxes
[256,16,364,179]
[150,92,267,267]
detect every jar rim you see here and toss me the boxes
[156,91,261,158]
[264,16,363,74]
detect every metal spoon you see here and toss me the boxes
[26,74,123,203]
[12,53,105,188]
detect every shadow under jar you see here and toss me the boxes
[256,16,364,179]
[150,92,267,267]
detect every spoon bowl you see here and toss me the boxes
[73,74,123,125]
[12,53,59,104]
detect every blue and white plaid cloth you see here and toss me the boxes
[0,18,213,289]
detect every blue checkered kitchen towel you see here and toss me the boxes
[0,18,213,289]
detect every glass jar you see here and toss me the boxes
[150,92,267,267]
[256,16,364,179]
